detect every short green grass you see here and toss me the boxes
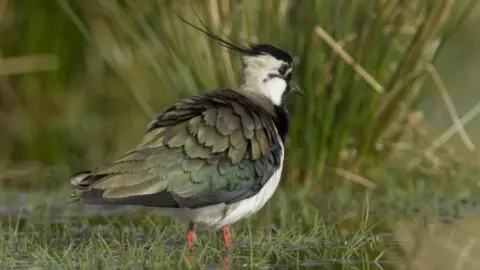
[2,164,480,269]
[0,190,386,270]
[0,219,386,269]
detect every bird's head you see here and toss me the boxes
[241,44,304,105]
[177,15,304,105]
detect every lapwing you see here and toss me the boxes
[69,17,304,250]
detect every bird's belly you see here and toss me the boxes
[158,150,284,230]
[157,205,226,230]
[217,167,283,228]
[157,167,283,230]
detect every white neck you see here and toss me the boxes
[240,77,286,106]
[240,56,287,106]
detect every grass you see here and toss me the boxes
[0,224,385,269]
[2,165,480,269]
[0,188,387,269]
[0,213,387,270]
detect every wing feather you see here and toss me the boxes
[70,89,284,208]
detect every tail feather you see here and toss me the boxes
[69,170,101,203]
[69,175,108,204]
[68,169,179,208]
[70,170,101,187]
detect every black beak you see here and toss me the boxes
[289,82,305,97]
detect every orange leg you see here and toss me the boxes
[222,225,232,249]
[222,225,232,269]
[186,222,197,263]
[186,222,197,249]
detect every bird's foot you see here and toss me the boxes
[223,256,230,270]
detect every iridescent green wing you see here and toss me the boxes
[71,90,283,208]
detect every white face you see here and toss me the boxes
[242,54,293,105]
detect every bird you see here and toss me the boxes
[69,16,304,251]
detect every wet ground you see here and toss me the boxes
[2,184,480,269]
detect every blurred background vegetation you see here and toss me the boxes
[1,0,479,192]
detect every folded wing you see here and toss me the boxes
[70,89,283,209]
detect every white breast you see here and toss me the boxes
[158,142,285,230]
[261,77,287,106]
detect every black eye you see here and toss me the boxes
[279,65,288,75]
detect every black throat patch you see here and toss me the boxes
[273,104,289,143]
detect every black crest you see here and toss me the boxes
[249,44,293,64]
[176,13,292,63]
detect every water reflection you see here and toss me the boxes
[391,215,480,270]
